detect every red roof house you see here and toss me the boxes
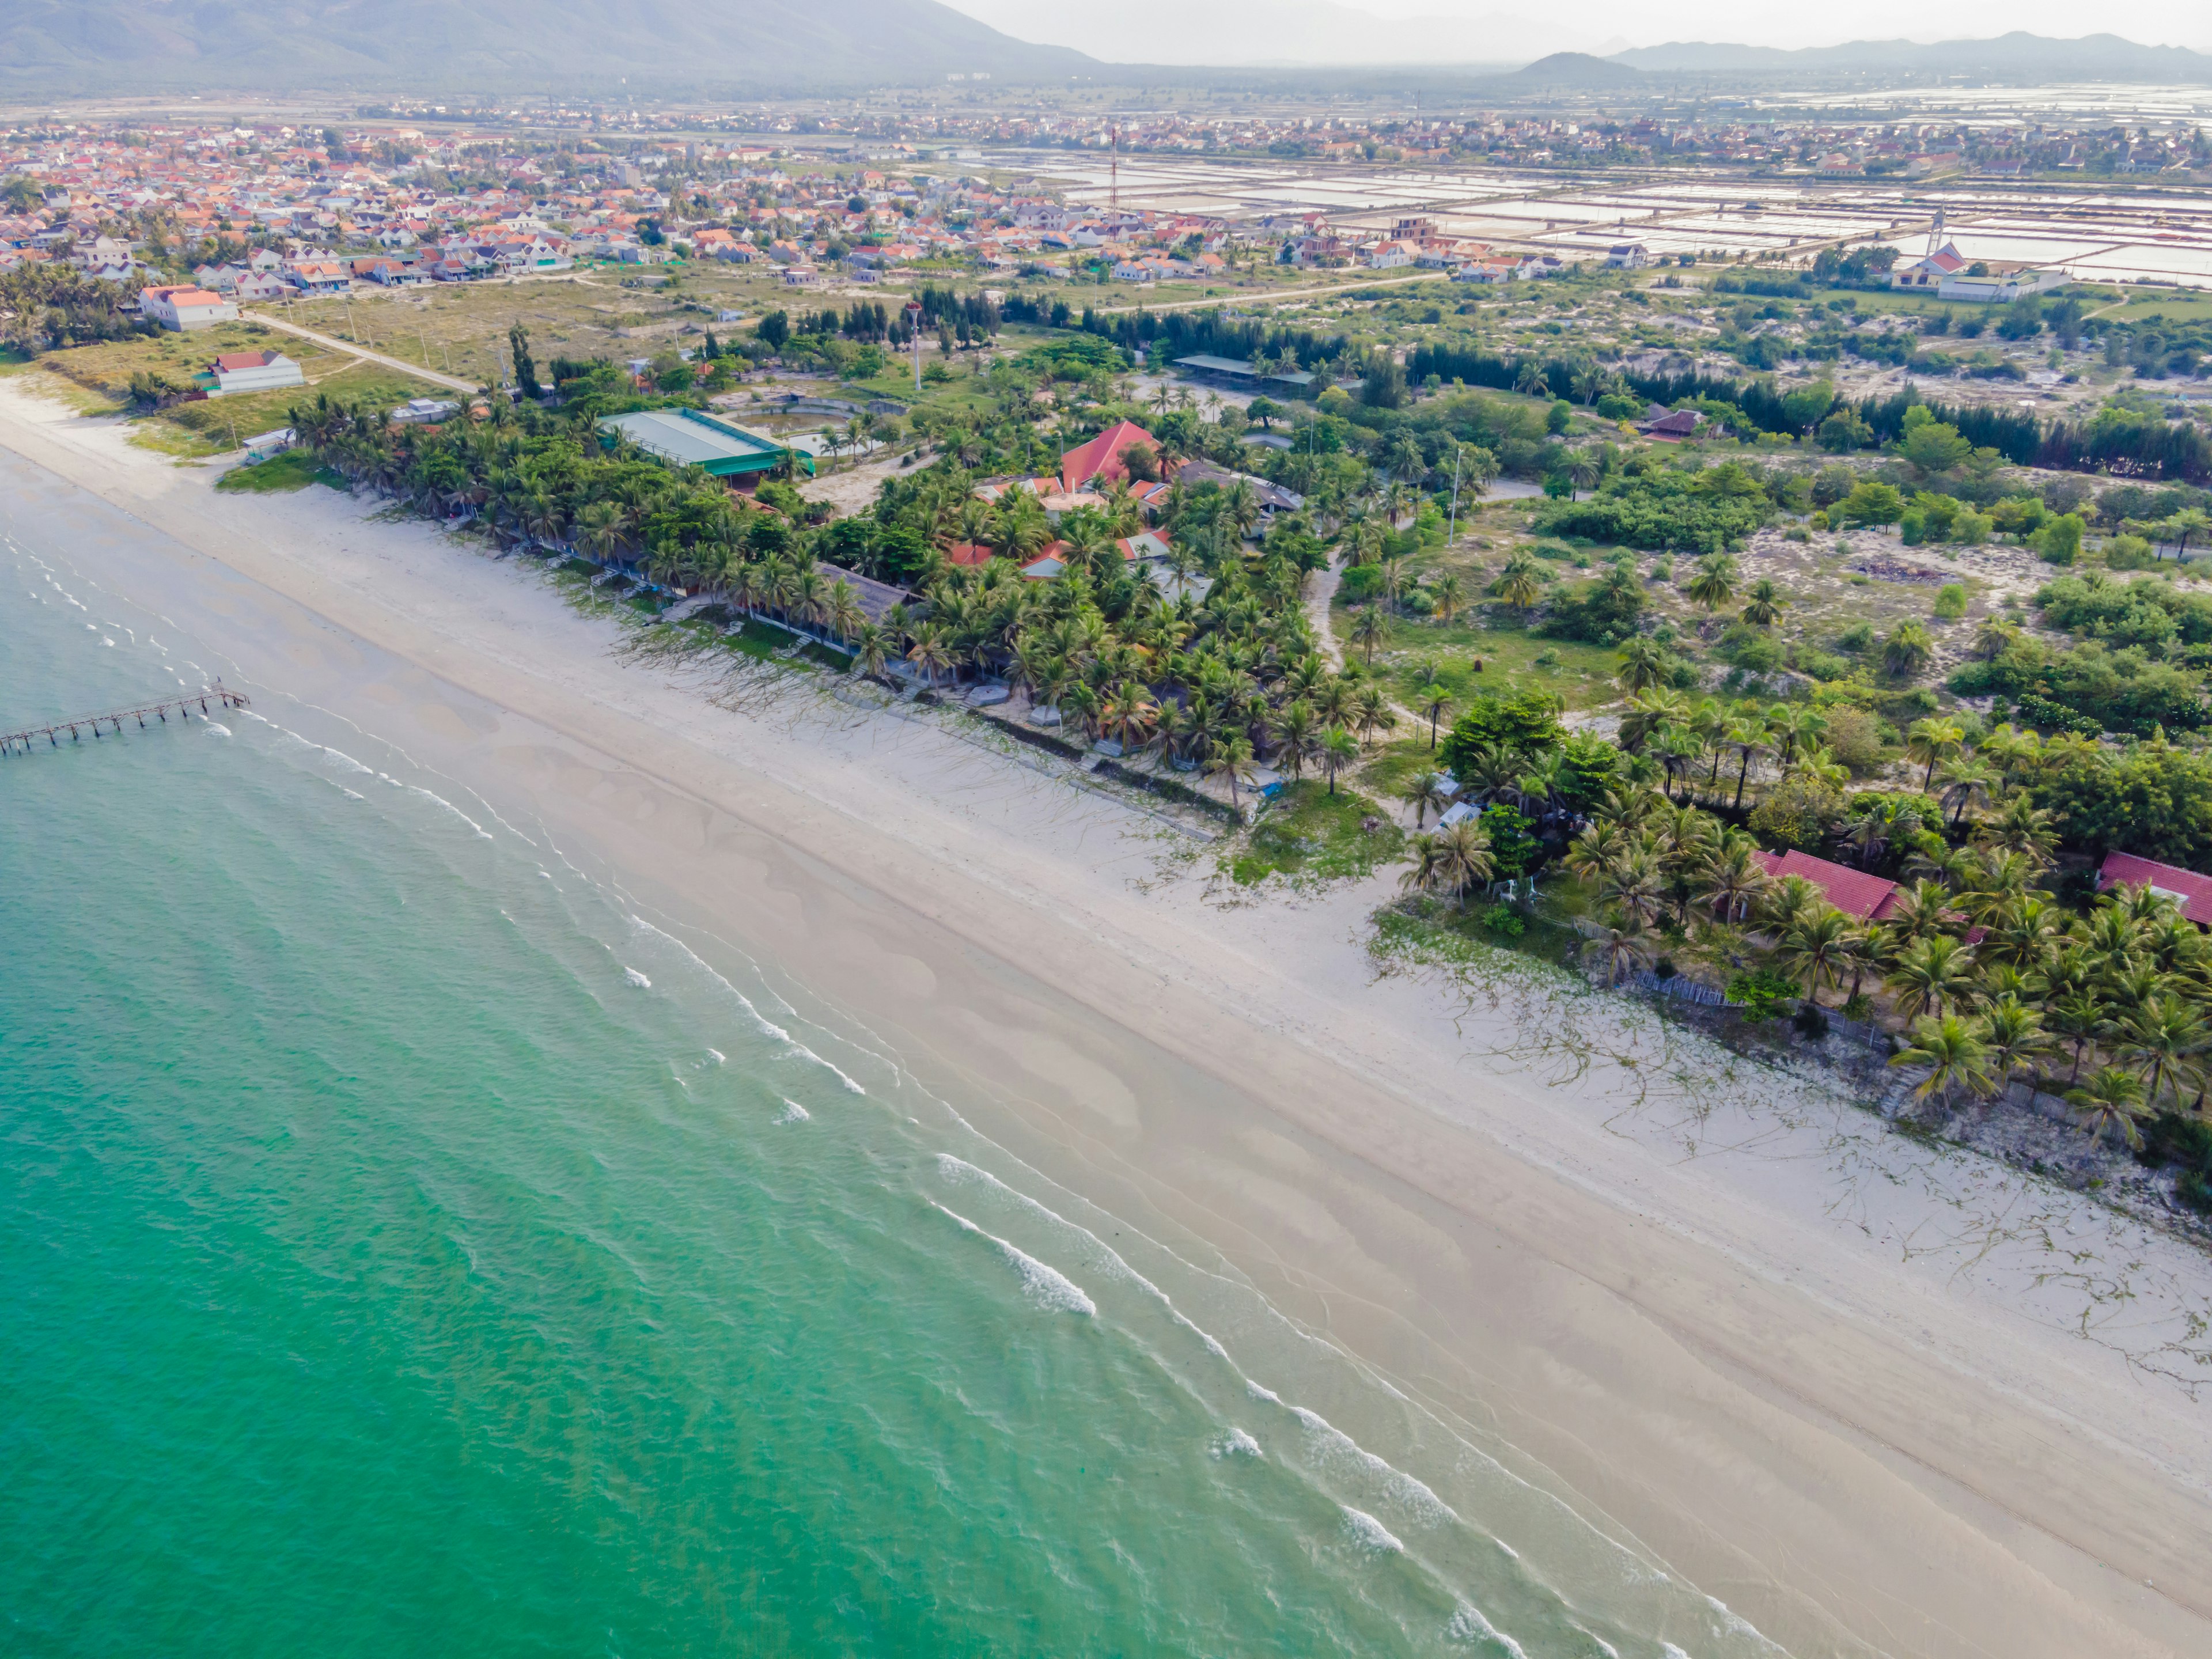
[1058,419,1157,494]
[2097,851,2212,925]
[1751,850,1900,921]
[943,542,994,567]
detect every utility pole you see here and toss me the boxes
[906,298,923,394]
[1109,123,1119,214]
[1446,445,1461,550]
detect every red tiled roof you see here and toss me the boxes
[213,350,280,370]
[1059,419,1156,494]
[2099,851,2212,924]
[943,542,993,566]
[1752,849,1899,921]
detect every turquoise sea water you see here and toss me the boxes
[0,472,1789,1658]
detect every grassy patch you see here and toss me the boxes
[1358,736,1455,803]
[1224,781,1403,887]
[214,449,341,493]
[1380,610,1622,709]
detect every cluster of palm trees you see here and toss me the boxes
[1562,771,2209,1149]
[1612,680,1853,811]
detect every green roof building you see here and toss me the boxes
[598,407,813,479]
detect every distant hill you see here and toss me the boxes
[1513,52,1643,88]
[1611,31,2212,82]
[0,0,1097,94]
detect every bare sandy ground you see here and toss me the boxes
[5,383,2211,1658]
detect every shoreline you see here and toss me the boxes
[6,382,2212,1657]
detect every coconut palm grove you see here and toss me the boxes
[285,329,2212,1212]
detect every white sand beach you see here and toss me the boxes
[6,381,2211,1658]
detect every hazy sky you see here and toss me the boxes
[937,1,2212,63]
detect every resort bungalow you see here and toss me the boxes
[1058,419,1158,494]
[1750,850,1901,921]
[1638,408,1706,441]
[138,283,237,331]
[599,407,813,482]
[195,350,304,397]
[1172,459,1304,521]
[2097,851,2212,924]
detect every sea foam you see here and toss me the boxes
[1339,1506,1403,1554]
[931,1202,1095,1315]
[1445,1601,1528,1657]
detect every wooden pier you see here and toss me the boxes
[1,682,249,755]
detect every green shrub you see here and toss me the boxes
[1748,772,1845,849]
[1932,583,1968,620]
[2105,534,2155,571]
[1480,903,1526,937]
[1728,967,1801,1023]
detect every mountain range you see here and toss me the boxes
[1610,31,2212,80]
[0,0,1091,94]
[3,5,2209,95]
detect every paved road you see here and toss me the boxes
[249,312,480,395]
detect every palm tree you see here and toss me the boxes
[1490,551,1542,616]
[1513,362,1550,398]
[1887,933,1978,1022]
[1411,666,1455,751]
[575,499,627,565]
[1982,794,2059,865]
[1618,685,1686,752]
[1270,700,1320,779]
[1598,852,1667,933]
[1350,604,1388,665]
[1978,994,2052,1098]
[1317,725,1359,796]
[1351,684,1396,747]
[905,620,955,688]
[1591,919,1653,986]
[1904,717,1965,791]
[1776,906,1854,1003]
[1883,620,1934,679]
[1890,1014,1995,1112]
[1565,450,1603,498]
[2066,1066,2150,1149]
[1724,717,1769,812]
[2112,994,2208,1111]
[1763,704,1825,770]
[1701,841,1770,924]
[1206,733,1259,810]
[1934,756,1997,831]
[824,581,866,644]
[1429,571,1465,625]
[1099,684,1157,755]
[851,622,892,680]
[1685,552,1739,614]
[1432,818,1494,904]
[1740,578,1786,628]
[1601,632,1658,695]
[1403,771,1454,828]
[1401,832,1449,898]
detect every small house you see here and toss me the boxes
[198,350,305,397]
[2097,852,2212,925]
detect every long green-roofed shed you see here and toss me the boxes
[598,407,813,478]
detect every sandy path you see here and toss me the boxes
[5,386,2211,1659]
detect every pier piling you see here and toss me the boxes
[2,683,248,759]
